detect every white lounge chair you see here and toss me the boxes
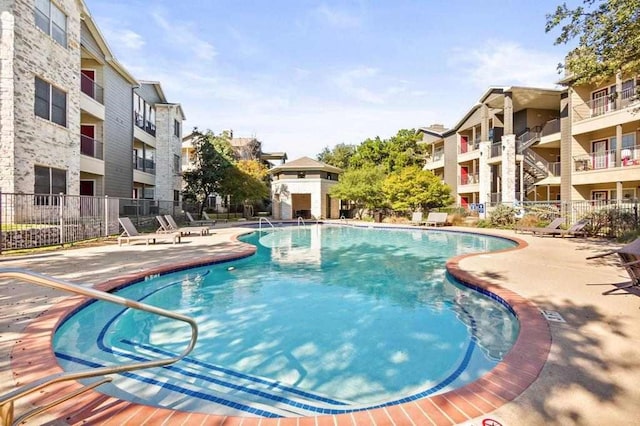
[164,215,210,236]
[410,211,425,226]
[425,212,448,227]
[118,217,181,246]
[186,211,217,226]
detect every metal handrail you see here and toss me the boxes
[258,217,275,232]
[297,217,306,227]
[0,268,198,425]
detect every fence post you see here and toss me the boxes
[59,192,64,246]
[104,195,109,237]
[0,190,3,255]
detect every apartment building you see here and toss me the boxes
[420,87,562,206]
[0,0,185,208]
[562,73,639,203]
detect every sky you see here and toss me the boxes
[86,0,574,160]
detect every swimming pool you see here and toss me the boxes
[53,225,519,418]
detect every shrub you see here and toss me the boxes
[488,204,518,228]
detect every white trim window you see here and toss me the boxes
[34,0,67,47]
[35,76,67,127]
[34,165,67,205]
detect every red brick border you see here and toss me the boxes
[10,231,550,425]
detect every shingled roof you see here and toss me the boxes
[269,156,342,174]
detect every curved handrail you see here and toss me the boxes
[297,217,306,227]
[0,268,198,424]
[258,217,275,232]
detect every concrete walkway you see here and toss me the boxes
[1,224,638,425]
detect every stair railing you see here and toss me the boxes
[0,268,198,426]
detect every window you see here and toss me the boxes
[174,119,181,138]
[173,190,180,206]
[35,77,66,126]
[34,0,67,47]
[297,172,306,178]
[34,165,67,205]
[173,154,180,173]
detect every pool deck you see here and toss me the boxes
[1,223,639,425]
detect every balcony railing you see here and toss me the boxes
[574,85,638,121]
[460,173,479,185]
[80,73,104,104]
[426,150,444,163]
[573,145,640,171]
[490,142,502,158]
[80,134,103,160]
[133,157,156,175]
[459,143,479,154]
[134,113,157,137]
[548,162,561,176]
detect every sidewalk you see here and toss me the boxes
[1,225,638,425]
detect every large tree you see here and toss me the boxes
[546,0,640,83]
[182,129,233,214]
[317,143,356,169]
[382,166,453,213]
[328,167,387,219]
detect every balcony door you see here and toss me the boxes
[460,135,468,153]
[460,166,469,185]
[80,124,95,157]
[80,180,94,196]
[81,69,95,98]
[592,140,608,169]
[591,88,609,116]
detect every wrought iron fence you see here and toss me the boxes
[0,192,182,252]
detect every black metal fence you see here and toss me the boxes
[0,192,182,252]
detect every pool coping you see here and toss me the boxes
[10,228,550,425]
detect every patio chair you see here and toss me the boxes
[186,211,217,226]
[164,215,211,236]
[586,237,640,288]
[531,218,589,238]
[117,217,181,246]
[515,217,564,234]
[425,212,448,227]
[410,211,424,226]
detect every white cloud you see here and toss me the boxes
[152,11,217,61]
[332,67,384,104]
[314,4,362,28]
[450,40,562,89]
[110,29,145,50]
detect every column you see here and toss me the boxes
[503,92,513,136]
[501,134,517,203]
[478,140,491,205]
[616,124,623,167]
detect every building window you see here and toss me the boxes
[174,190,180,206]
[173,154,180,173]
[174,119,181,138]
[35,77,67,127]
[34,0,67,47]
[34,165,66,205]
[297,172,306,178]
[133,92,156,136]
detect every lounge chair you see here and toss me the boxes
[425,212,448,227]
[410,211,425,226]
[532,218,589,238]
[186,211,217,226]
[586,237,640,288]
[515,217,565,234]
[164,215,211,236]
[117,217,181,246]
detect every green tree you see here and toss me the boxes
[383,129,425,173]
[382,166,453,213]
[221,161,270,218]
[317,143,356,169]
[328,167,386,219]
[182,129,233,215]
[546,0,640,83]
[348,137,385,170]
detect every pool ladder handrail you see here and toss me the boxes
[258,217,275,232]
[0,267,199,426]
[297,216,306,227]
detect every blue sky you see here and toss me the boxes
[87,0,573,160]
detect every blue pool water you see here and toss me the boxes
[54,225,519,417]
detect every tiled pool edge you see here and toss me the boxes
[10,230,551,425]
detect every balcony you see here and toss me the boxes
[424,150,445,170]
[573,85,639,122]
[133,157,156,175]
[135,112,157,136]
[540,118,560,136]
[80,73,104,104]
[573,145,640,172]
[490,143,502,158]
[460,173,479,186]
[80,134,103,160]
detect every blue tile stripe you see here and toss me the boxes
[54,351,280,417]
[120,339,348,406]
